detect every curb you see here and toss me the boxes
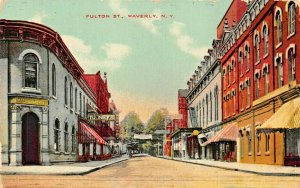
[0,158,129,176]
[156,156,300,177]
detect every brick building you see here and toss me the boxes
[220,0,300,166]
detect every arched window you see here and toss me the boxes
[288,2,296,35]
[79,92,82,115]
[245,44,250,70]
[276,55,284,88]
[254,34,260,63]
[262,25,268,56]
[54,119,60,152]
[275,11,282,44]
[210,92,212,122]
[64,123,69,152]
[238,50,243,76]
[24,54,39,89]
[71,126,75,153]
[52,64,56,96]
[288,48,296,82]
[214,86,219,121]
[64,77,68,105]
[70,82,73,109]
[206,94,209,125]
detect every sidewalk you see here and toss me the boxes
[0,155,129,175]
[158,156,300,176]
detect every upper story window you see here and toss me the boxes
[254,70,261,99]
[287,47,296,82]
[238,50,243,76]
[276,55,284,88]
[64,77,68,106]
[214,85,219,121]
[70,82,73,109]
[262,25,269,56]
[245,44,250,71]
[75,88,78,112]
[254,34,260,63]
[262,64,270,95]
[79,92,82,115]
[52,64,56,96]
[24,54,38,89]
[288,2,296,36]
[275,10,282,44]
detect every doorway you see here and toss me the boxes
[22,112,40,165]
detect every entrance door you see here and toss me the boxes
[22,112,40,165]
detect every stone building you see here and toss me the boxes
[0,19,116,166]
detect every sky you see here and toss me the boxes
[0,0,232,123]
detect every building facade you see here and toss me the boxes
[219,0,300,166]
[0,20,118,166]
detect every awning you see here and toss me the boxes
[80,123,108,145]
[256,97,300,131]
[202,124,238,146]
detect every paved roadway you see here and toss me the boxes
[1,156,300,188]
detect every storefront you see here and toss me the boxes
[78,121,109,162]
[256,97,300,166]
[203,124,238,161]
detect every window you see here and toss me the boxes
[288,2,296,35]
[202,99,205,126]
[232,59,236,82]
[262,25,268,56]
[245,44,250,70]
[206,94,209,125]
[288,48,296,82]
[276,56,284,88]
[72,126,75,153]
[199,102,202,127]
[64,123,69,152]
[52,64,56,96]
[75,88,78,112]
[210,92,212,122]
[64,77,68,105]
[275,11,282,44]
[238,50,243,76]
[266,133,270,152]
[70,82,73,109]
[227,65,231,85]
[255,71,260,99]
[83,96,85,117]
[247,130,252,154]
[54,119,60,152]
[247,85,250,107]
[257,133,261,153]
[263,64,270,95]
[254,34,260,63]
[24,54,38,89]
[214,86,219,121]
[79,92,82,115]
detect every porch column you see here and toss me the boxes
[41,107,50,165]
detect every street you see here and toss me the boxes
[1,156,300,188]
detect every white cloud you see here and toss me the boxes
[28,12,46,24]
[108,0,160,34]
[170,21,208,60]
[62,35,131,72]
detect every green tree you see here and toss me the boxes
[145,108,169,134]
[119,111,144,141]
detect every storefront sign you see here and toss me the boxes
[10,97,48,106]
[134,134,152,140]
[88,114,115,121]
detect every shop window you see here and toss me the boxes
[275,10,282,44]
[24,54,38,89]
[257,133,261,153]
[247,130,252,154]
[64,77,68,105]
[52,64,56,96]
[287,48,296,82]
[266,133,270,153]
[54,119,60,152]
[72,126,75,153]
[64,123,69,152]
[288,2,296,36]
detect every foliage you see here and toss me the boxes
[145,108,169,134]
[119,111,144,141]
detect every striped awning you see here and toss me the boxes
[80,123,108,145]
[202,124,238,146]
[256,97,300,131]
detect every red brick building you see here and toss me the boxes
[220,0,300,166]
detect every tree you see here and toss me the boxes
[145,108,169,134]
[119,111,144,141]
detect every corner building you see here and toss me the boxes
[0,20,116,166]
[220,0,300,166]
